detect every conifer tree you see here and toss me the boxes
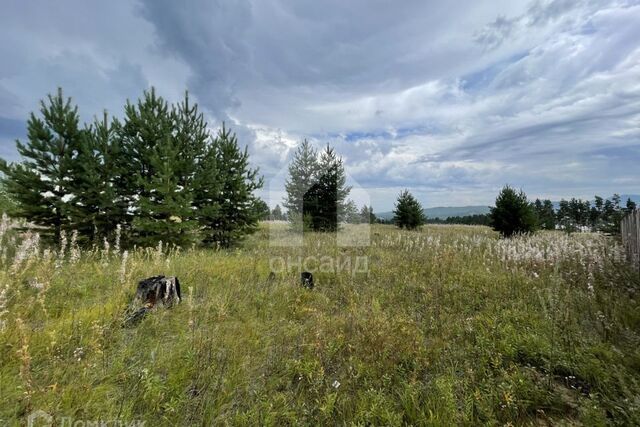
[192,141,222,244]
[120,88,198,246]
[270,204,285,220]
[533,198,556,230]
[71,111,128,242]
[283,139,319,217]
[303,144,351,231]
[173,91,209,196]
[343,199,360,224]
[393,190,426,230]
[200,124,263,247]
[490,185,537,237]
[253,198,270,220]
[360,205,376,224]
[626,198,637,213]
[1,88,82,242]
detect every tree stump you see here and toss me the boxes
[301,272,314,289]
[123,275,181,327]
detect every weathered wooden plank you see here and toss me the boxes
[621,210,640,272]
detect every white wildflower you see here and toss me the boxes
[119,250,129,284]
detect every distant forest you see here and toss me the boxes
[377,194,636,232]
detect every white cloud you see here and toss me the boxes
[0,0,639,210]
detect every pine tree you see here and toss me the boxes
[192,140,221,245]
[0,182,17,216]
[304,144,351,232]
[393,190,426,230]
[626,198,637,213]
[270,204,285,220]
[490,185,537,237]
[343,200,360,224]
[120,88,198,247]
[71,111,128,242]
[253,198,270,220]
[367,206,377,224]
[0,88,82,242]
[533,198,556,230]
[173,91,209,198]
[359,205,370,224]
[200,124,263,247]
[359,204,376,224]
[539,199,556,230]
[133,129,199,246]
[283,139,319,217]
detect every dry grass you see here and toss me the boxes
[1,221,639,425]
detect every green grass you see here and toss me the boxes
[1,223,640,425]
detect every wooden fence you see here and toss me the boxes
[621,209,640,272]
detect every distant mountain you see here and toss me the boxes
[377,205,490,220]
[375,194,639,221]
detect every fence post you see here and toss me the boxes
[621,209,640,272]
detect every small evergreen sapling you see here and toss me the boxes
[393,190,426,230]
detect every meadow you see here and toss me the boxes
[1,219,639,425]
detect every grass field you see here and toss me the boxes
[1,221,640,425]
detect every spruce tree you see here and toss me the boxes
[283,139,319,217]
[393,190,426,230]
[1,88,82,242]
[490,185,537,237]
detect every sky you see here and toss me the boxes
[1,0,639,211]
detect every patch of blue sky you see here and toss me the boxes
[460,51,529,92]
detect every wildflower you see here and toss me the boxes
[12,231,41,273]
[56,230,68,269]
[119,250,129,284]
[0,286,8,332]
[102,237,110,263]
[332,380,341,389]
[114,224,122,254]
[69,230,80,264]
[73,347,85,362]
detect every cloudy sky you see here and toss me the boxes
[1,0,639,210]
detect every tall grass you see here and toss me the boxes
[0,221,639,425]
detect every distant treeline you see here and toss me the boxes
[533,195,636,233]
[376,193,637,232]
[427,214,491,226]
